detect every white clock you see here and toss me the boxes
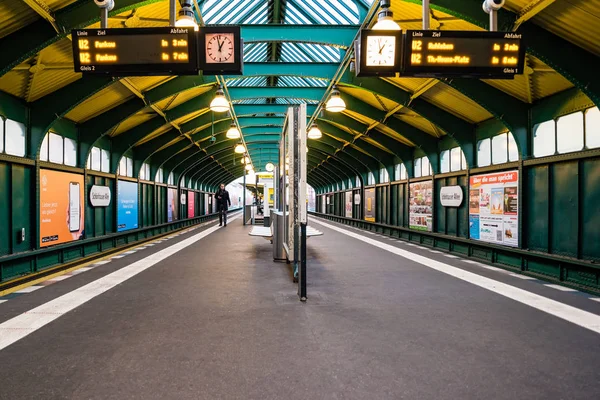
[366,35,396,66]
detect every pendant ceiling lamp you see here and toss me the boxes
[175,4,199,31]
[226,122,241,139]
[372,0,401,30]
[210,86,230,113]
[307,123,322,139]
[234,143,246,154]
[325,86,346,113]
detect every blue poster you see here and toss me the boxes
[469,215,480,240]
[117,180,138,232]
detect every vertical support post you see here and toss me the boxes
[422,0,430,30]
[170,0,177,26]
[100,8,108,29]
[243,172,246,225]
[489,10,498,31]
[298,223,307,301]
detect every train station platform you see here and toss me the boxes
[1,214,599,399]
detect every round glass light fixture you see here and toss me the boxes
[210,87,229,113]
[175,6,199,31]
[372,1,401,30]
[244,156,250,164]
[325,86,346,113]
[226,122,241,139]
[307,123,322,139]
[234,144,246,154]
[245,164,253,171]
[265,162,274,172]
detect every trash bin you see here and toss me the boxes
[272,210,286,261]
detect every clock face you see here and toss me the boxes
[366,35,396,67]
[205,33,235,64]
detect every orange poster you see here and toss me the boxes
[40,169,85,247]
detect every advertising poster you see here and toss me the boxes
[322,196,326,213]
[167,188,178,222]
[409,180,433,231]
[364,188,376,222]
[117,180,139,232]
[345,191,352,218]
[469,170,519,247]
[40,169,85,247]
[204,193,209,215]
[188,191,195,218]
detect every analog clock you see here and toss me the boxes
[199,26,243,75]
[205,33,235,64]
[354,29,402,77]
[366,35,396,66]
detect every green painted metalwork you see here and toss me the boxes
[228,62,339,80]
[229,86,325,101]
[240,24,359,47]
[234,104,317,115]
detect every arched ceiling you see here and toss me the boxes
[0,0,598,190]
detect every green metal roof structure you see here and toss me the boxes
[0,0,598,191]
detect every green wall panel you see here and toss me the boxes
[10,164,32,254]
[526,165,549,252]
[582,158,600,261]
[550,162,579,257]
[0,162,10,256]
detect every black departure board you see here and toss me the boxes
[402,30,525,78]
[71,28,198,75]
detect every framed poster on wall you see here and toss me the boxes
[40,169,85,247]
[364,188,375,222]
[409,180,433,231]
[117,180,139,232]
[345,191,352,218]
[469,170,518,247]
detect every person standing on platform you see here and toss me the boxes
[215,183,231,227]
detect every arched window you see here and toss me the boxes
[40,131,76,166]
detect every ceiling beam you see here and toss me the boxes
[513,0,556,30]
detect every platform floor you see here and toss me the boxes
[1,213,600,399]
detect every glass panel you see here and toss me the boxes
[400,164,407,180]
[156,168,163,183]
[0,119,3,153]
[492,133,508,164]
[5,119,26,157]
[140,164,145,180]
[64,137,76,166]
[356,176,360,187]
[119,157,127,176]
[585,107,600,149]
[440,150,450,173]
[126,157,133,177]
[101,149,110,173]
[421,157,430,176]
[533,120,556,157]
[557,112,584,153]
[508,132,519,161]
[414,158,422,178]
[49,132,64,164]
[461,151,467,170]
[40,133,49,161]
[450,147,462,171]
[477,138,491,167]
[87,153,91,169]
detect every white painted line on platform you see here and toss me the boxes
[0,214,240,352]
[478,265,508,273]
[509,273,538,280]
[591,298,600,303]
[312,218,600,335]
[92,260,111,266]
[110,255,126,259]
[145,243,155,246]
[14,286,43,294]
[544,284,578,292]
[429,250,442,254]
[445,254,459,258]
[122,251,136,255]
[0,300,7,304]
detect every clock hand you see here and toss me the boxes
[218,39,224,52]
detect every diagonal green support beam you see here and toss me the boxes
[307,145,366,179]
[0,0,163,78]
[244,135,281,143]
[242,127,282,135]
[30,76,113,158]
[344,78,475,166]
[407,0,600,108]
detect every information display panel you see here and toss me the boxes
[403,30,525,78]
[72,27,198,75]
